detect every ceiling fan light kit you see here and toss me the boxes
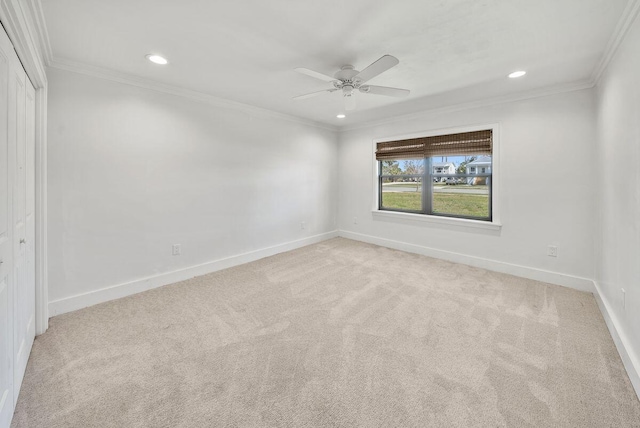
[294,55,410,111]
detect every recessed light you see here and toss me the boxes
[336,114,346,119]
[508,70,526,78]
[146,54,168,65]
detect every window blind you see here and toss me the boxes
[375,140,425,160]
[376,129,492,160]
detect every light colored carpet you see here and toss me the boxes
[11,238,640,427]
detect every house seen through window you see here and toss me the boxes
[377,129,493,221]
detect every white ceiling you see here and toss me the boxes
[41,0,628,127]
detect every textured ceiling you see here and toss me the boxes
[42,0,628,126]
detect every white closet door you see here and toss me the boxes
[0,26,15,427]
[9,52,26,404]
[10,51,35,405]
[12,73,35,404]
[0,22,36,425]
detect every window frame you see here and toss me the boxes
[372,123,501,230]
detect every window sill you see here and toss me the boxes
[371,210,502,231]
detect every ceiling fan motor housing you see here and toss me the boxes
[334,65,359,80]
[334,65,362,96]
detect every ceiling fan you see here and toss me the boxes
[293,55,410,111]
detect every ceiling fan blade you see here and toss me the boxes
[354,55,399,83]
[359,85,410,97]
[293,88,337,100]
[344,94,356,111]
[294,67,337,83]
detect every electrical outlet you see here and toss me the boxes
[622,288,626,310]
[353,216,358,224]
[172,244,181,256]
[547,245,558,257]
[301,221,306,230]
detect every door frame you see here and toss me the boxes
[0,0,48,334]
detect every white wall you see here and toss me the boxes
[595,12,640,390]
[47,67,338,310]
[338,89,597,288]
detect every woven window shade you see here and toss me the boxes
[376,130,492,160]
[375,140,425,160]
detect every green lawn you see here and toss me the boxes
[381,192,422,210]
[381,192,489,218]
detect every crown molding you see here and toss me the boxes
[46,56,597,135]
[338,79,595,132]
[0,0,47,86]
[24,0,52,66]
[48,58,338,132]
[591,0,640,85]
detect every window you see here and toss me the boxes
[377,129,493,221]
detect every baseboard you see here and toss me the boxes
[48,231,339,316]
[338,230,595,293]
[593,281,640,399]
